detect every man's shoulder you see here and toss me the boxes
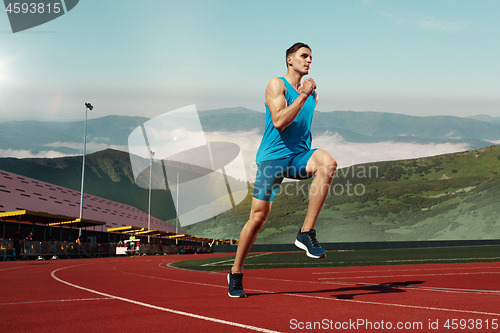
[268,77,285,85]
[266,77,286,93]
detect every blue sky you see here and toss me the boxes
[0,0,499,121]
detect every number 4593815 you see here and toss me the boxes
[6,2,61,14]
[444,319,498,330]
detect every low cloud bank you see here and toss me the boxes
[0,131,471,183]
[0,149,72,159]
[205,131,471,182]
[43,141,128,154]
[313,133,471,168]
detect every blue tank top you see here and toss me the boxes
[256,77,316,163]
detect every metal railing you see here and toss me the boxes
[0,240,210,260]
[0,241,117,260]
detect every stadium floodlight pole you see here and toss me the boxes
[176,172,179,245]
[148,151,155,244]
[79,102,93,235]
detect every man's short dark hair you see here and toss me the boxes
[286,42,311,67]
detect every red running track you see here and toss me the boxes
[1,254,499,332]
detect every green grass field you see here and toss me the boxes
[170,245,500,271]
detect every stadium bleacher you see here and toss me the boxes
[0,169,236,261]
[0,169,182,234]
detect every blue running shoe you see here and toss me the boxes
[227,271,247,298]
[295,229,326,258]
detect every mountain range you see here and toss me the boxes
[1,144,499,243]
[1,108,499,243]
[1,108,499,156]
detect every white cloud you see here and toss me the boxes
[43,141,128,154]
[377,10,467,33]
[0,149,74,159]
[313,134,470,168]
[418,16,467,32]
[379,10,405,25]
[203,131,471,182]
[445,131,461,140]
[0,130,473,181]
[0,141,129,158]
[204,129,261,182]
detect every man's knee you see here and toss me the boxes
[250,208,269,227]
[248,199,271,230]
[328,157,338,176]
[318,155,337,179]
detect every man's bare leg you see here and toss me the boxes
[302,149,337,232]
[231,198,272,274]
[230,150,335,274]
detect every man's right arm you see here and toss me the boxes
[266,78,314,131]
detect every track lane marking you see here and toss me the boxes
[201,253,271,267]
[0,266,31,272]
[150,267,500,316]
[312,265,500,275]
[201,257,500,267]
[163,260,500,296]
[348,282,500,295]
[248,276,500,296]
[1,297,112,306]
[317,271,500,280]
[111,261,500,317]
[51,265,282,333]
[283,291,500,317]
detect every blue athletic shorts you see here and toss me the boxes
[253,149,317,202]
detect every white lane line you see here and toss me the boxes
[51,266,282,333]
[201,253,271,267]
[204,259,500,267]
[205,257,500,267]
[245,276,500,296]
[115,264,230,289]
[285,291,500,317]
[317,271,500,280]
[0,266,29,272]
[166,261,500,297]
[348,282,500,295]
[1,298,112,306]
[382,257,500,263]
[132,263,500,317]
[312,265,500,275]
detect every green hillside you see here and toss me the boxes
[0,149,178,221]
[0,148,247,223]
[182,145,500,243]
[1,145,499,244]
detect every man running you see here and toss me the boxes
[228,42,337,298]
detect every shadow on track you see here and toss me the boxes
[246,280,426,299]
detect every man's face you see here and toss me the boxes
[288,47,312,74]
